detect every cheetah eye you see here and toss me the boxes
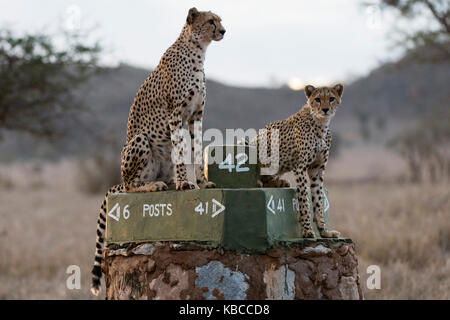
[314,98,321,103]
[329,97,335,103]
[208,19,214,24]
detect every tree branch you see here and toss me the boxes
[423,0,450,34]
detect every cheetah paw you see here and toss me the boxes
[320,229,341,238]
[198,180,216,189]
[151,181,168,192]
[176,180,196,191]
[302,229,316,238]
[276,179,290,188]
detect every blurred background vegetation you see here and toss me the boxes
[0,0,449,299]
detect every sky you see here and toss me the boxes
[0,0,400,88]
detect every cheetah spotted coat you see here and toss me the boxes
[90,8,225,295]
[250,84,344,238]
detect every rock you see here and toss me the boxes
[263,264,295,299]
[300,244,332,256]
[338,276,360,300]
[102,240,363,300]
[195,261,249,300]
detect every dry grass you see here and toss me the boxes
[330,182,450,299]
[324,147,450,299]
[0,161,102,299]
[0,147,449,299]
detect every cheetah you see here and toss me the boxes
[250,84,344,238]
[90,8,225,295]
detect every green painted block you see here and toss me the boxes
[204,145,258,188]
[106,188,333,253]
[221,188,300,252]
[106,189,225,243]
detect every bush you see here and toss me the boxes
[76,151,121,194]
[388,106,450,183]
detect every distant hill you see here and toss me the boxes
[78,64,304,134]
[1,52,449,161]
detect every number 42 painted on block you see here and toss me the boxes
[218,153,249,173]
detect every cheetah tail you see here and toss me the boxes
[90,184,124,296]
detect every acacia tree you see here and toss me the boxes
[372,1,450,182]
[0,29,101,138]
[371,0,450,61]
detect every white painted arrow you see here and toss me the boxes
[107,203,120,222]
[267,195,276,215]
[323,190,330,212]
[211,198,225,218]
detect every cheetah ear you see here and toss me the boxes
[304,85,316,99]
[333,84,344,98]
[187,7,199,24]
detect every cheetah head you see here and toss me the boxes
[304,84,344,119]
[186,7,226,43]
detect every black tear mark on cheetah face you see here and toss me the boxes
[304,84,344,119]
[187,7,226,43]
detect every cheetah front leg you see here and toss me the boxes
[187,111,215,189]
[293,167,315,238]
[169,110,196,191]
[308,164,340,238]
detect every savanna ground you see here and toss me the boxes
[0,146,449,299]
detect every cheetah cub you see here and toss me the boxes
[90,8,225,296]
[251,84,344,238]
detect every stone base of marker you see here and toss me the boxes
[102,240,363,300]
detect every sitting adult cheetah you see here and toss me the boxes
[90,8,225,295]
[250,84,344,238]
